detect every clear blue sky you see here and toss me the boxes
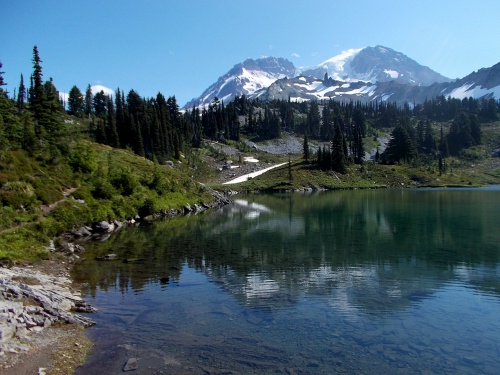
[2,0,499,106]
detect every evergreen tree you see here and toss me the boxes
[447,112,473,155]
[480,98,498,121]
[320,105,334,140]
[30,45,46,137]
[28,47,63,140]
[383,125,416,164]
[0,84,23,149]
[84,84,92,116]
[17,74,26,112]
[130,115,145,156]
[352,120,364,164]
[422,120,436,153]
[93,90,107,118]
[306,101,320,137]
[331,124,347,173]
[68,85,84,116]
[303,133,310,162]
[115,88,128,148]
[0,61,6,94]
[352,108,366,137]
[43,78,65,137]
[21,112,37,154]
[316,145,322,166]
[469,114,481,145]
[106,96,119,147]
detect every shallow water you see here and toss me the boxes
[74,188,500,374]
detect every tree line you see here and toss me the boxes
[1,46,498,174]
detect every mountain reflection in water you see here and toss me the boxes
[74,188,500,374]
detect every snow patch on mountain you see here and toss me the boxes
[316,48,363,81]
[384,69,399,79]
[446,83,500,100]
[240,68,283,92]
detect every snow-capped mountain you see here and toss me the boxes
[440,61,500,100]
[299,45,450,86]
[184,46,499,108]
[184,57,296,109]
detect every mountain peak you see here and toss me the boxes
[302,45,450,86]
[184,57,296,109]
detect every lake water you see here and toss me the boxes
[74,187,500,374]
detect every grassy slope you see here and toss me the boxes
[0,140,212,262]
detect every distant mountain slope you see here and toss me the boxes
[184,57,296,109]
[255,62,500,105]
[253,75,451,104]
[441,62,500,99]
[184,46,498,108]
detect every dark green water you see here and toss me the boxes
[74,187,500,374]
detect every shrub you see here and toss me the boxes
[0,181,37,209]
[33,180,63,205]
[91,178,116,199]
[68,141,97,173]
[110,168,138,196]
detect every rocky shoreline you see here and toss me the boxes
[0,187,233,373]
[0,264,95,353]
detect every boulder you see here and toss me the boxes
[72,226,92,237]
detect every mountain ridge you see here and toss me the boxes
[184,45,499,108]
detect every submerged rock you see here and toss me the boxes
[96,253,118,261]
[123,357,139,371]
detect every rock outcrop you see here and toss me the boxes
[0,266,95,356]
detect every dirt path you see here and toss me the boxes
[0,187,77,235]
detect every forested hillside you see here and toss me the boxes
[0,47,218,263]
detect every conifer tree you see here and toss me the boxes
[0,61,6,93]
[352,120,364,164]
[303,133,310,162]
[331,124,347,173]
[130,115,144,156]
[447,112,473,154]
[68,85,84,116]
[17,74,26,112]
[30,45,46,136]
[93,90,107,118]
[384,125,416,163]
[469,114,481,145]
[316,145,322,166]
[422,120,436,153]
[106,96,119,147]
[84,84,92,116]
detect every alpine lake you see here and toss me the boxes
[73,187,500,374]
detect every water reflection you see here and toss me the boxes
[74,188,500,374]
